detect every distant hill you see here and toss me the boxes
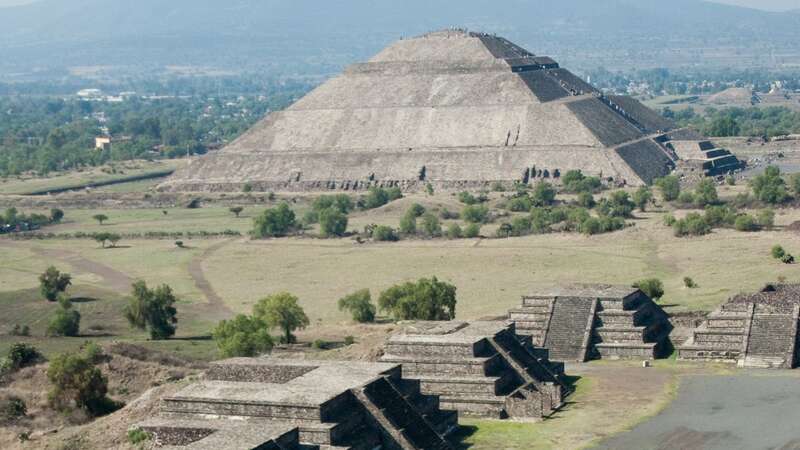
[1,0,799,77]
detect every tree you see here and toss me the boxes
[463,223,481,238]
[399,210,417,235]
[92,214,108,225]
[378,277,457,321]
[124,281,178,340]
[655,176,681,201]
[337,289,376,323]
[253,292,309,344]
[577,191,595,208]
[446,223,463,239]
[420,213,441,237]
[229,206,244,218]
[372,225,399,242]
[750,166,789,205]
[50,208,64,223]
[633,278,664,301]
[632,187,653,212]
[313,194,353,214]
[47,303,81,337]
[212,315,274,357]
[253,202,296,238]
[598,191,635,218]
[771,245,786,259]
[757,209,775,230]
[705,116,741,137]
[791,173,800,196]
[47,352,116,416]
[734,214,759,232]
[319,208,348,237]
[461,205,489,223]
[39,266,71,302]
[531,182,556,206]
[694,179,718,206]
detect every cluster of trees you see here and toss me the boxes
[664,106,800,139]
[1,207,63,233]
[0,90,309,176]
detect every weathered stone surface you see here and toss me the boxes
[160,30,740,193]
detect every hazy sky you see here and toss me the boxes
[0,0,797,10]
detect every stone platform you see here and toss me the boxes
[381,321,569,419]
[139,358,457,449]
[509,284,671,362]
[679,284,800,369]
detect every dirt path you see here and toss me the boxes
[188,239,235,314]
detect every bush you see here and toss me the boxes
[83,342,104,364]
[655,175,681,201]
[510,216,532,236]
[253,202,296,238]
[463,223,481,238]
[125,281,178,340]
[694,178,719,206]
[319,208,348,237]
[491,182,506,192]
[6,343,41,370]
[663,214,677,227]
[791,173,800,196]
[420,213,441,237]
[399,210,417,235]
[253,292,309,344]
[0,395,27,421]
[577,191,595,208]
[579,215,624,235]
[407,203,426,217]
[734,214,759,232]
[425,183,434,196]
[47,352,118,416]
[378,277,457,321]
[212,315,273,357]
[507,195,532,212]
[50,208,64,223]
[312,194,353,214]
[439,208,459,220]
[337,289,376,323]
[312,339,330,350]
[461,205,489,223]
[750,166,789,204]
[127,428,152,445]
[361,187,402,210]
[531,182,556,206]
[10,324,30,337]
[757,209,775,230]
[446,223,463,239]
[598,191,635,218]
[677,191,696,205]
[46,306,81,337]
[39,266,71,302]
[634,278,665,301]
[229,206,244,217]
[562,170,602,193]
[242,183,253,193]
[781,254,795,264]
[704,205,737,227]
[771,245,786,259]
[726,175,736,186]
[683,277,697,288]
[673,213,711,237]
[344,335,355,345]
[175,240,184,248]
[458,191,478,205]
[372,225,399,242]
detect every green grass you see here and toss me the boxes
[46,207,256,234]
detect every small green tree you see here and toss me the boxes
[253,202,296,238]
[791,173,800,196]
[319,208,348,237]
[5,343,41,370]
[46,299,81,337]
[531,182,556,206]
[47,352,116,416]
[458,192,478,205]
[39,266,71,302]
[408,203,426,217]
[757,209,775,230]
[378,277,457,321]
[92,214,108,225]
[577,191,595,209]
[734,214,759,232]
[694,179,719,206]
[229,206,244,218]
[399,210,417,235]
[463,223,481,238]
[124,281,178,340]
[750,166,789,205]
[446,223,463,239]
[598,191,635,218]
[633,278,665,301]
[50,208,64,223]
[683,277,697,288]
[212,315,274,357]
[337,289,376,323]
[425,183,434,196]
[420,213,441,237]
[253,292,309,344]
[461,205,489,223]
[655,175,680,201]
[632,186,653,212]
[771,245,786,259]
[107,233,121,248]
[372,225,399,242]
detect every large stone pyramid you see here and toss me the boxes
[161,30,736,192]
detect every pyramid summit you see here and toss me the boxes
[161,30,740,192]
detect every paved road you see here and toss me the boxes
[595,373,800,450]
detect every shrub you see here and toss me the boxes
[6,343,41,370]
[750,166,789,204]
[771,245,786,259]
[50,208,64,223]
[361,187,401,210]
[372,225,399,242]
[461,205,489,223]
[83,342,104,364]
[92,214,108,225]
[655,175,681,201]
[408,203,426,217]
[463,223,481,238]
[47,352,118,416]
[312,339,329,350]
[694,178,719,206]
[446,223,463,239]
[10,325,30,337]
[344,335,355,345]
[319,208,348,237]
[531,182,556,206]
[510,216,532,236]
[757,209,775,230]
[781,254,795,264]
[439,208,459,220]
[46,305,81,337]
[577,191,595,208]
[562,170,602,193]
[212,315,273,357]
[677,191,696,205]
[704,205,737,227]
[127,428,152,445]
[425,183,434,196]
[39,266,71,302]
[125,281,178,340]
[507,195,532,212]
[791,173,800,196]
[242,183,253,193]
[420,213,441,237]
[673,213,711,237]
[312,194,353,214]
[491,182,506,192]
[253,202,296,238]
[634,278,665,301]
[683,277,697,288]
[663,214,677,227]
[0,395,27,421]
[399,210,417,235]
[598,191,635,218]
[734,214,759,232]
[378,277,457,321]
[253,292,309,344]
[458,191,478,205]
[726,175,736,186]
[338,289,376,323]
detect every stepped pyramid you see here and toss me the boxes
[679,284,800,369]
[139,358,457,449]
[508,284,671,362]
[381,321,570,419]
[160,30,741,193]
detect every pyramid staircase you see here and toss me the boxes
[509,285,671,362]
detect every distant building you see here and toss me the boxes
[77,89,103,99]
[95,135,131,151]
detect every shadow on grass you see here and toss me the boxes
[170,334,213,341]
[450,424,478,449]
[69,296,98,303]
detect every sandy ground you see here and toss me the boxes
[594,372,800,450]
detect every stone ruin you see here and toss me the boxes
[381,321,569,419]
[139,358,457,449]
[159,30,742,193]
[508,284,671,362]
[679,283,800,369]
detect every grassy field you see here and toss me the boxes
[0,159,181,195]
